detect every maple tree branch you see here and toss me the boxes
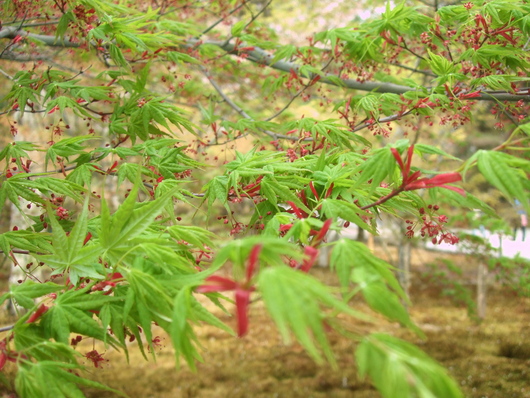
[0,30,424,96]
[200,39,414,94]
[2,27,528,102]
[4,20,61,28]
[0,26,80,47]
[3,15,58,26]
[189,39,530,102]
[0,52,53,61]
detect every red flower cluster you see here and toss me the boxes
[56,207,69,220]
[85,350,106,368]
[405,206,459,245]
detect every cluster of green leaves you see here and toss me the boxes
[490,256,530,297]
[423,258,480,321]
[0,0,529,397]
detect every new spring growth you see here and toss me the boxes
[391,145,465,195]
[290,219,332,273]
[197,244,263,337]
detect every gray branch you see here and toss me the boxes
[0,26,80,48]
[0,325,14,333]
[2,27,529,102]
[0,52,54,61]
[188,38,530,102]
[192,39,414,94]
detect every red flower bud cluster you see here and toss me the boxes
[56,207,69,220]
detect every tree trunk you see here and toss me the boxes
[357,227,365,242]
[367,233,375,252]
[398,237,411,301]
[476,263,488,319]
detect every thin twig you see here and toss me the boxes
[0,249,43,255]
[266,58,334,122]
[387,62,435,77]
[200,65,295,140]
[200,0,249,36]
[241,0,273,33]
[360,187,404,211]
[265,86,311,122]
[0,68,14,80]
[221,0,273,47]
[350,109,414,133]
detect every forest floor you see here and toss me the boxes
[1,247,530,398]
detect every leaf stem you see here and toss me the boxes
[360,186,404,211]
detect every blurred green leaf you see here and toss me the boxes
[357,334,463,398]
